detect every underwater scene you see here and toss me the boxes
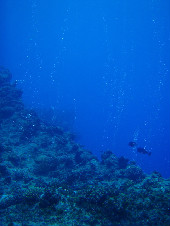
[0,0,170,225]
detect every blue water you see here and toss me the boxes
[1,0,170,177]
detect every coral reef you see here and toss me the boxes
[0,67,170,226]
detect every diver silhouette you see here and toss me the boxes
[128,142,151,156]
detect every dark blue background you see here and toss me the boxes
[1,0,170,177]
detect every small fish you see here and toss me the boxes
[128,141,137,147]
[137,147,151,156]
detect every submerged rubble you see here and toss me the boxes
[0,67,170,226]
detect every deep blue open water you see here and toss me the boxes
[0,0,170,178]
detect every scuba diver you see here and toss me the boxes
[128,141,151,156]
[137,147,151,156]
[128,141,137,148]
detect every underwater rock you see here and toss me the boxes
[0,164,9,177]
[0,106,14,119]
[123,165,145,181]
[0,193,24,210]
[101,151,119,169]
[118,156,129,169]
[33,155,59,176]
[0,67,12,85]
[0,70,24,121]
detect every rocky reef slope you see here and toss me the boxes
[0,67,170,226]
